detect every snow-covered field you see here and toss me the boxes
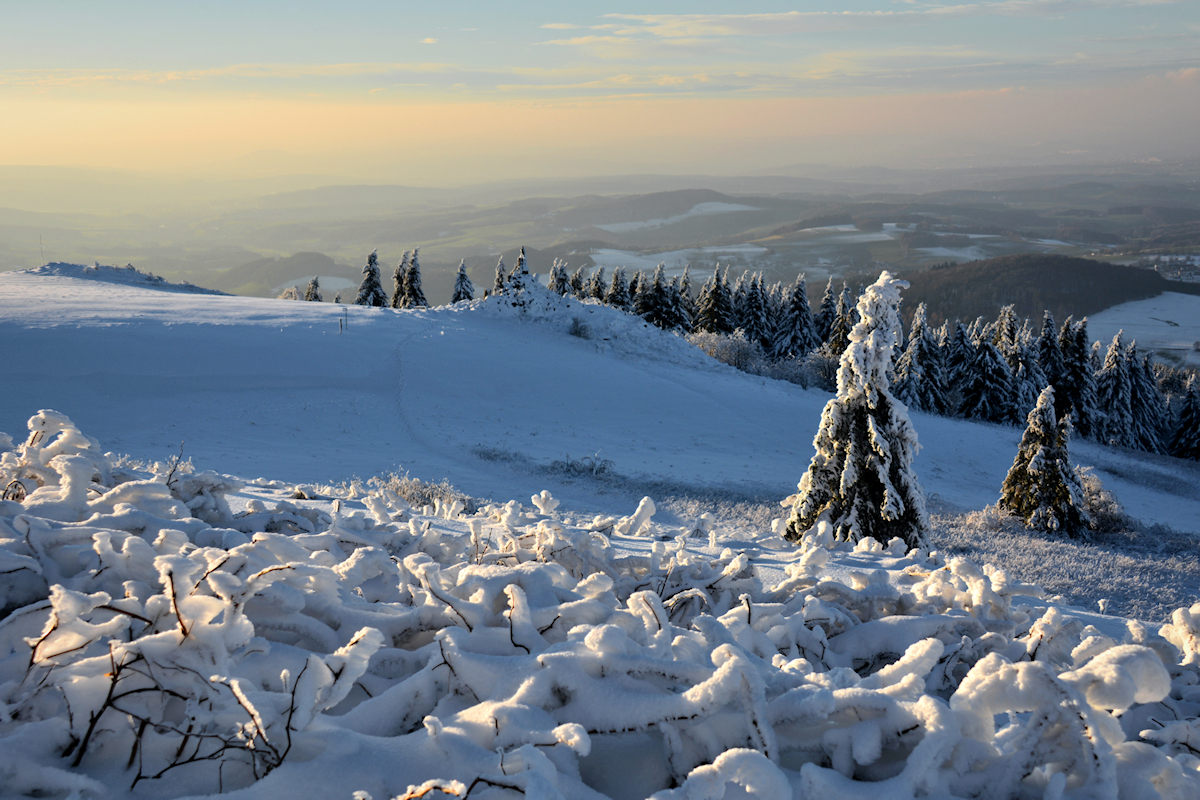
[3,267,1200,800]
[1088,292,1200,370]
[592,203,760,234]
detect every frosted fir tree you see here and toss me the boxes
[1169,377,1200,460]
[1094,331,1133,447]
[304,275,323,302]
[731,271,750,330]
[586,267,607,301]
[451,259,474,303]
[1056,317,1101,440]
[666,276,692,332]
[893,303,948,414]
[505,247,531,295]
[404,247,428,308]
[605,267,630,310]
[694,266,735,335]
[276,285,301,300]
[741,274,772,350]
[678,264,696,322]
[546,260,569,296]
[958,338,1013,423]
[568,266,586,298]
[390,251,410,309]
[815,276,838,342]
[992,304,1022,373]
[1127,342,1165,454]
[628,271,644,309]
[354,250,388,307]
[785,271,929,549]
[492,256,508,295]
[1036,309,1064,389]
[822,284,856,357]
[945,322,974,392]
[771,273,821,360]
[999,385,1090,535]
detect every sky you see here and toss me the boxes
[2,1,1198,185]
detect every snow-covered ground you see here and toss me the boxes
[1088,291,1200,370]
[587,244,770,275]
[3,268,1200,800]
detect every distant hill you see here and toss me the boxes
[902,254,1200,326]
[208,252,357,296]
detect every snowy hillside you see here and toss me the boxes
[2,267,1200,800]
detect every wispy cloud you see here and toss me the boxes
[420,38,438,45]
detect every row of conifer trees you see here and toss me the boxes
[342,247,1199,462]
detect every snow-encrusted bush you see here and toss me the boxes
[3,411,1200,800]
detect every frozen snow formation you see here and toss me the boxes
[2,411,1200,800]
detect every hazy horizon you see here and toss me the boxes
[3,2,1199,189]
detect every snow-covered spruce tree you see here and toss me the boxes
[492,256,508,295]
[628,271,644,310]
[587,266,607,302]
[1058,317,1101,440]
[546,260,569,296]
[678,264,696,323]
[506,247,531,295]
[784,271,929,549]
[404,247,428,308]
[815,276,838,342]
[277,285,301,300]
[304,275,323,302]
[946,322,973,394]
[824,284,855,356]
[1095,331,1134,448]
[1169,377,1200,460]
[640,263,674,329]
[605,267,630,310]
[390,251,410,308]
[999,385,1090,535]
[451,259,475,303]
[568,265,586,298]
[992,304,1021,373]
[893,303,949,414]
[741,274,772,350]
[354,251,388,307]
[1037,309,1063,388]
[668,276,692,332]
[693,267,735,335]
[772,273,821,360]
[731,271,749,330]
[957,338,1013,423]
[1127,341,1165,453]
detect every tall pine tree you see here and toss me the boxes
[771,274,821,360]
[451,260,474,303]
[391,251,411,308]
[304,275,322,302]
[893,303,949,414]
[958,339,1013,423]
[815,276,838,342]
[1169,378,1200,460]
[404,247,427,308]
[785,271,929,549]
[355,250,388,307]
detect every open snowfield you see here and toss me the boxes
[1088,292,1200,370]
[3,265,1200,800]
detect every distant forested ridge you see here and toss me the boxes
[903,254,1200,327]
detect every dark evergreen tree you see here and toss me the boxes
[505,247,531,295]
[815,276,838,342]
[694,267,735,335]
[678,265,696,325]
[893,303,948,414]
[1036,310,1064,391]
[404,247,427,308]
[391,251,411,308]
[771,274,821,360]
[1071,318,1102,440]
[731,272,750,331]
[666,276,691,332]
[1011,342,1049,423]
[605,267,630,311]
[547,260,570,296]
[999,386,1089,535]
[1126,341,1165,453]
[568,266,586,298]
[354,250,388,307]
[304,275,323,302]
[946,322,974,393]
[628,271,644,308]
[785,272,928,549]
[1095,331,1133,448]
[741,273,772,349]
[992,304,1021,374]
[451,259,474,303]
[825,284,855,356]
[1169,378,1200,460]
[958,339,1013,423]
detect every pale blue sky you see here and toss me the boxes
[2,2,1197,181]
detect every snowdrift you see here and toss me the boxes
[3,411,1200,800]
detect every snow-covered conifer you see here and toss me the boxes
[946,322,973,391]
[1127,342,1165,453]
[1169,378,1200,460]
[506,247,531,295]
[1037,310,1063,389]
[771,274,821,360]
[694,267,735,335]
[587,267,607,301]
[815,277,838,342]
[1057,317,1101,440]
[569,266,586,298]
[1011,343,1048,423]
[628,271,644,309]
[277,285,301,300]
[893,303,949,414]
[493,256,507,295]
[731,271,750,331]
[1095,331,1133,448]
[451,260,475,303]
[741,274,772,349]
[354,250,388,307]
[958,339,1013,423]
[678,264,696,323]
[404,247,427,308]
[391,251,411,308]
[547,260,569,296]
[605,267,631,311]
[785,271,929,549]
[992,305,1021,373]
[824,284,855,356]
[304,275,323,302]
[999,385,1090,535]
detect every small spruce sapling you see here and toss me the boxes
[999,385,1090,535]
[451,260,475,303]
